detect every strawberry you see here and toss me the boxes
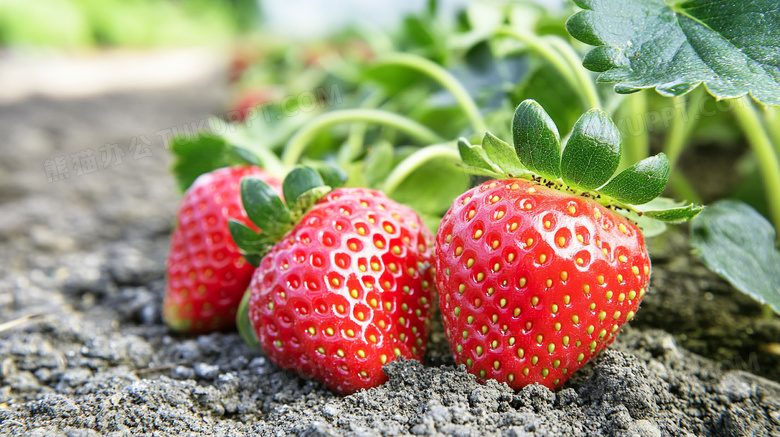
[436,100,701,390]
[230,167,435,395]
[164,165,283,334]
[232,89,274,123]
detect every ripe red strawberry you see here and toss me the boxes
[437,100,701,390]
[436,178,649,389]
[164,165,283,334]
[231,169,435,395]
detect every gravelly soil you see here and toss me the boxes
[0,78,779,437]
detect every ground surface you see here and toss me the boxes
[0,71,779,437]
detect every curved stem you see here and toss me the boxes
[373,53,487,133]
[345,90,387,163]
[545,35,601,109]
[281,109,445,167]
[664,87,705,168]
[618,91,649,170]
[382,144,460,196]
[732,96,780,233]
[496,27,591,109]
[765,106,780,158]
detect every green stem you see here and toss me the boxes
[281,109,445,167]
[345,90,387,163]
[732,96,780,233]
[669,173,702,204]
[373,53,487,133]
[765,106,780,158]
[618,91,649,170]
[663,87,705,169]
[382,144,460,196]
[544,35,601,109]
[496,27,596,109]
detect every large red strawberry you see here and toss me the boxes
[230,167,435,395]
[436,100,701,390]
[164,165,283,334]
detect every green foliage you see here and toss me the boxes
[691,201,780,314]
[0,0,253,47]
[567,0,780,105]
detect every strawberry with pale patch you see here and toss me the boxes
[436,100,701,390]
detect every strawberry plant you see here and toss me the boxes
[228,167,435,395]
[435,100,700,389]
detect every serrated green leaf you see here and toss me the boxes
[598,153,670,205]
[482,132,527,177]
[170,134,233,193]
[642,203,703,223]
[241,177,291,239]
[283,166,325,208]
[690,200,780,314]
[457,138,498,173]
[236,290,261,350]
[561,108,622,190]
[512,100,562,180]
[566,0,780,105]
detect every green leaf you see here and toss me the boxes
[170,133,233,193]
[560,108,622,190]
[388,152,471,217]
[598,153,670,205]
[690,200,780,314]
[282,166,325,208]
[482,132,527,177]
[236,290,261,350]
[512,100,562,180]
[642,203,703,223]
[241,177,291,239]
[458,138,494,170]
[566,0,780,106]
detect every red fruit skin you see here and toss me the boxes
[164,166,283,334]
[435,179,650,390]
[248,188,435,395]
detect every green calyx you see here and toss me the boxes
[229,165,347,266]
[458,99,702,234]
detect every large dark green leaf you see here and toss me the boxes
[512,100,562,180]
[691,200,780,314]
[560,108,622,190]
[567,0,780,105]
[598,153,670,205]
